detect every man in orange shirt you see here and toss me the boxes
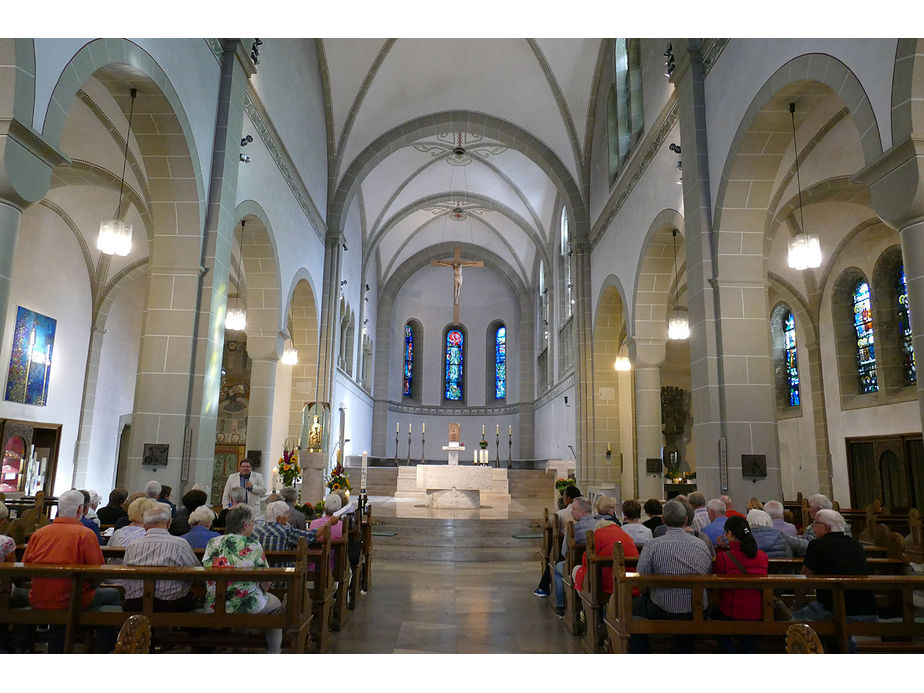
[22,489,121,652]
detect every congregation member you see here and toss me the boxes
[21,489,121,652]
[592,494,621,525]
[688,491,709,532]
[182,505,220,549]
[700,498,730,544]
[655,499,716,558]
[0,504,14,562]
[764,500,798,537]
[144,480,161,499]
[77,490,103,544]
[253,500,325,552]
[711,515,769,653]
[280,486,307,529]
[84,490,101,526]
[746,509,807,557]
[621,499,653,548]
[170,488,209,536]
[109,497,159,553]
[573,518,638,597]
[552,496,596,618]
[721,495,746,519]
[123,503,199,612]
[642,498,664,532]
[534,485,582,598]
[213,486,247,530]
[96,488,128,526]
[802,494,852,540]
[746,497,764,511]
[629,499,714,653]
[202,504,283,653]
[113,492,146,529]
[221,458,266,511]
[157,484,177,517]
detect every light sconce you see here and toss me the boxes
[240,154,251,163]
[668,228,690,340]
[613,356,632,371]
[786,102,821,270]
[281,338,298,365]
[241,135,253,147]
[340,279,348,286]
[225,220,248,332]
[97,87,137,257]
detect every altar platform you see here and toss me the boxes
[394,464,511,508]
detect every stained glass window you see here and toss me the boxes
[853,281,878,393]
[898,267,917,385]
[445,329,464,401]
[495,325,506,399]
[783,311,800,406]
[403,323,414,397]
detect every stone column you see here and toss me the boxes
[573,240,594,486]
[673,41,782,501]
[631,339,666,500]
[244,333,282,478]
[0,202,21,346]
[856,136,924,434]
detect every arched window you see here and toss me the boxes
[783,310,800,406]
[607,38,644,178]
[853,280,878,393]
[494,324,506,400]
[403,323,415,397]
[444,327,465,402]
[898,266,917,386]
[560,206,573,320]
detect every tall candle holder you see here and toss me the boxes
[420,431,426,466]
[507,431,512,469]
[406,429,412,466]
[394,430,399,464]
[495,433,500,469]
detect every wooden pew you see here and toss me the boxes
[346,507,367,610]
[576,529,607,653]
[560,521,584,636]
[602,543,924,654]
[539,508,552,584]
[0,537,319,654]
[906,509,923,563]
[548,512,563,613]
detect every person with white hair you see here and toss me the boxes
[181,505,220,549]
[144,480,162,499]
[21,488,122,652]
[790,509,877,647]
[279,486,307,529]
[109,497,160,553]
[764,500,798,537]
[802,494,852,540]
[201,504,283,653]
[122,503,199,612]
[85,490,101,526]
[551,496,596,618]
[699,498,729,544]
[746,509,807,557]
[252,500,328,553]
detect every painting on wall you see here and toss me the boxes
[4,306,56,406]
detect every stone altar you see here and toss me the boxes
[395,464,510,508]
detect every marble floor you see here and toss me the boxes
[360,493,550,520]
[328,558,581,654]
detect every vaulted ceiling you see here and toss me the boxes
[319,38,604,288]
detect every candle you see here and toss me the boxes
[409,423,412,433]
[496,424,499,435]
[361,450,368,489]
[482,424,485,435]
[422,422,425,434]
[508,425,512,435]
[397,422,400,433]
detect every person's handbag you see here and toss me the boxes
[725,549,791,620]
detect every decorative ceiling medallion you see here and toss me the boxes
[423,200,488,220]
[413,131,507,166]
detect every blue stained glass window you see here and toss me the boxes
[783,311,800,406]
[445,329,464,400]
[898,267,917,385]
[403,324,414,397]
[495,326,506,399]
[853,281,878,393]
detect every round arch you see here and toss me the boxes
[631,208,685,341]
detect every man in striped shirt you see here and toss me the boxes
[123,503,200,612]
[252,500,324,553]
[629,499,713,653]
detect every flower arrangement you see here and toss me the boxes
[555,477,576,494]
[326,462,351,494]
[478,440,489,450]
[277,440,301,488]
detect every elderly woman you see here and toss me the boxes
[108,497,159,556]
[592,494,621,525]
[170,488,208,536]
[113,491,146,530]
[202,504,283,653]
[747,509,807,558]
[181,505,220,549]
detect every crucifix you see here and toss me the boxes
[430,247,483,324]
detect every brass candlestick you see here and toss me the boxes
[406,431,412,466]
[420,432,425,466]
[495,433,500,469]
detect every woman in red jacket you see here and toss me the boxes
[712,514,768,652]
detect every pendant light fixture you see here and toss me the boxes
[667,228,690,340]
[281,338,298,365]
[613,355,632,371]
[225,220,248,332]
[97,87,137,256]
[786,102,821,270]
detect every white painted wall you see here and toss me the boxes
[331,373,373,465]
[533,382,576,463]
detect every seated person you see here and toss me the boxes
[280,486,307,530]
[642,498,663,532]
[621,499,653,548]
[700,498,730,544]
[712,515,769,653]
[113,492,146,530]
[109,497,160,556]
[122,503,199,612]
[170,488,208,536]
[78,489,103,544]
[552,497,596,618]
[182,505,220,549]
[253,500,327,553]
[764,500,798,537]
[746,509,807,557]
[534,485,582,598]
[157,484,177,517]
[202,504,283,654]
[592,494,621,525]
[21,489,122,652]
[802,494,852,540]
[212,486,247,530]
[573,518,638,596]
[96,487,129,526]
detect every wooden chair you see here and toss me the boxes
[114,614,152,654]
[785,623,824,654]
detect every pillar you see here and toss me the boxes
[631,339,666,501]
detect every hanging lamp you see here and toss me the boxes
[97,87,137,256]
[281,337,298,365]
[667,228,690,340]
[786,102,822,270]
[225,220,248,331]
[613,356,632,371]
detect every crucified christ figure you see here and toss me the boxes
[431,247,483,323]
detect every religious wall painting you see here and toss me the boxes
[4,306,56,406]
[216,338,251,444]
[445,328,464,401]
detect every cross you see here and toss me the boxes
[430,247,484,324]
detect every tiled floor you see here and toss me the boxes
[328,559,581,654]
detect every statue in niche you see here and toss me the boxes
[308,416,323,452]
[661,386,691,474]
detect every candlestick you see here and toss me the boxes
[361,450,368,492]
[422,422,425,434]
[496,424,499,435]
[482,424,485,435]
[508,424,512,436]
[495,432,500,469]
[396,421,400,433]
[406,429,412,466]
[507,435,512,469]
[409,422,412,434]
[394,431,399,464]
[420,431,425,466]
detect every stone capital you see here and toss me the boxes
[628,337,667,367]
[0,117,69,207]
[853,135,924,231]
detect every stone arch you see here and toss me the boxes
[485,319,508,404]
[891,39,924,143]
[329,111,586,244]
[871,244,914,392]
[286,275,321,443]
[632,209,685,341]
[831,267,878,402]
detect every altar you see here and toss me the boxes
[395,464,511,508]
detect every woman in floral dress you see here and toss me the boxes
[201,504,283,653]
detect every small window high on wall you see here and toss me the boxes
[444,327,465,402]
[783,311,800,407]
[495,324,506,400]
[898,267,917,386]
[853,280,878,393]
[560,206,573,321]
[403,319,422,401]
